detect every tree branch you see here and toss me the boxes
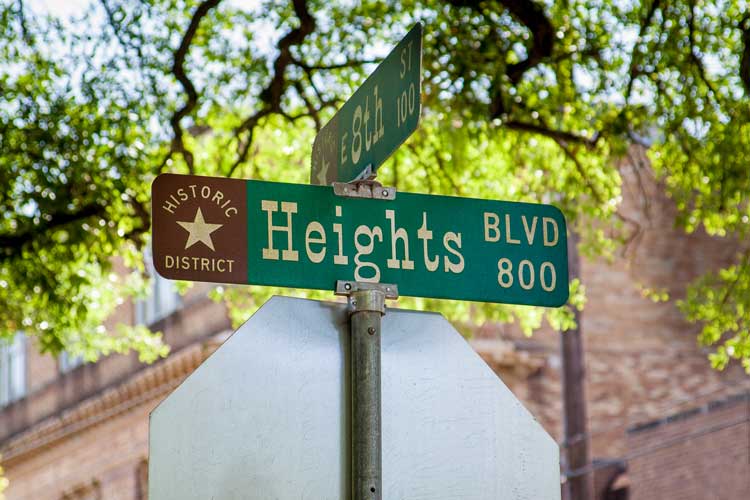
[686,0,718,98]
[499,0,555,84]
[293,80,321,130]
[740,14,750,95]
[16,0,32,43]
[169,0,222,174]
[99,0,141,57]
[505,119,599,148]
[550,46,602,64]
[226,109,270,177]
[626,147,653,222]
[615,209,643,257]
[412,138,464,196]
[445,0,555,117]
[124,199,151,243]
[720,248,750,306]
[258,0,315,108]
[624,0,661,104]
[228,0,315,175]
[554,139,606,207]
[291,56,382,71]
[0,203,106,260]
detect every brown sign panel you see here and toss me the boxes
[151,174,247,284]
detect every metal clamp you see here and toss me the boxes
[336,280,399,299]
[335,280,399,315]
[333,180,396,200]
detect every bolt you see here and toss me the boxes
[382,189,388,196]
[368,327,376,335]
[344,283,352,291]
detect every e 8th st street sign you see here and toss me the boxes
[152,173,568,307]
[310,23,422,185]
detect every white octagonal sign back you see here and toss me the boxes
[149,296,560,499]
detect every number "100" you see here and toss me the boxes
[396,41,417,128]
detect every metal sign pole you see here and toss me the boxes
[350,287,383,500]
[331,179,398,500]
[337,280,398,500]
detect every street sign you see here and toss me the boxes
[149,296,561,500]
[152,173,569,307]
[310,23,422,185]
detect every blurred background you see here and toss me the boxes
[1,0,749,498]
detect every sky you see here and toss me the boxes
[28,0,91,18]
[28,0,262,18]
[25,0,282,60]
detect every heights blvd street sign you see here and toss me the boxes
[310,23,422,186]
[152,173,569,307]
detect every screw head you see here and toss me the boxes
[382,189,388,196]
[344,283,352,290]
[368,327,376,335]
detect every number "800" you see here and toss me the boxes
[497,258,557,292]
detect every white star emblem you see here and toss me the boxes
[176,208,223,251]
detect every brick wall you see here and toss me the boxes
[627,393,750,500]
[1,333,218,500]
[0,288,230,446]
[4,401,153,500]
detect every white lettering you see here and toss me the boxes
[162,200,177,214]
[385,209,414,270]
[522,216,538,245]
[305,221,326,264]
[543,217,559,247]
[505,214,520,245]
[333,205,348,265]
[354,225,383,282]
[519,260,534,290]
[540,262,556,291]
[261,200,299,261]
[417,212,439,272]
[443,232,464,273]
[484,212,500,242]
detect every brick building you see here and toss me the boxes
[627,392,750,499]
[1,150,748,499]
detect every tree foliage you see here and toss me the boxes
[1,0,749,370]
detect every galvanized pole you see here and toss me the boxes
[331,178,397,500]
[348,288,384,500]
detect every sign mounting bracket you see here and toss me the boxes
[332,179,396,201]
[335,280,399,302]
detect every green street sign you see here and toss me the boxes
[152,174,569,307]
[310,23,422,185]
